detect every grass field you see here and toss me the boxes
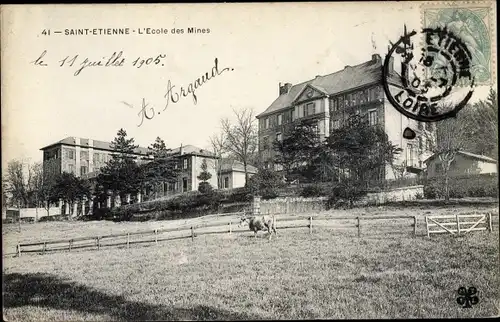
[3,203,500,320]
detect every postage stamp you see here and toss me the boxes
[420,1,496,86]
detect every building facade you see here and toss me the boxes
[424,151,498,178]
[256,54,436,180]
[40,137,152,178]
[219,159,258,189]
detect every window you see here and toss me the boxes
[224,177,229,189]
[305,102,315,116]
[265,118,270,129]
[407,143,416,166]
[80,166,88,175]
[417,121,423,130]
[263,136,269,150]
[418,137,423,150]
[330,98,338,112]
[81,151,89,160]
[276,133,282,141]
[183,159,188,169]
[368,110,377,126]
[182,178,188,191]
[332,119,340,129]
[339,97,344,109]
[277,114,283,125]
[67,149,75,159]
[68,164,74,173]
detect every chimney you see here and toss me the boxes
[279,82,292,95]
[315,75,321,79]
[88,139,93,147]
[371,54,381,64]
[344,65,351,69]
[179,143,183,155]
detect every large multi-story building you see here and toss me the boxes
[256,54,435,180]
[40,137,253,195]
[40,137,219,193]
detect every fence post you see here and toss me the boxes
[69,239,73,252]
[456,214,460,235]
[17,244,21,257]
[127,233,130,248]
[425,216,430,238]
[43,242,47,254]
[191,226,194,242]
[356,217,361,237]
[229,221,232,234]
[488,212,493,232]
[97,237,100,250]
[413,216,417,237]
[155,229,158,245]
[309,216,313,234]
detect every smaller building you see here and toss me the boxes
[219,159,258,189]
[424,151,498,178]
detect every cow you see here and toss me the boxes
[239,214,277,240]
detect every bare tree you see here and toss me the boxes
[209,132,228,189]
[29,162,44,221]
[220,107,258,186]
[4,160,29,209]
[424,108,469,201]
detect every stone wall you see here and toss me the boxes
[252,185,424,215]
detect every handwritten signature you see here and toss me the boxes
[122,58,234,127]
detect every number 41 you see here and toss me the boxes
[42,29,51,36]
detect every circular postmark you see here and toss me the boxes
[382,26,475,122]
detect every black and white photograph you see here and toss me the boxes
[1,1,498,320]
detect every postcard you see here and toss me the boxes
[2,2,498,320]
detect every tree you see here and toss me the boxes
[39,158,59,217]
[209,132,228,189]
[273,119,322,182]
[142,136,179,199]
[326,115,401,206]
[424,106,470,201]
[461,89,498,158]
[246,166,285,199]
[197,159,213,193]
[98,129,142,205]
[220,107,258,186]
[4,160,29,209]
[53,172,90,219]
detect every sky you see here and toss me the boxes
[1,2,497,169]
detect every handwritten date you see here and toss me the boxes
[30,50,167,76]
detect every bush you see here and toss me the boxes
[198,182,213,194]
[327,178,367,209]
[300,184,327,197]
[423,174,498,199]
[109,189,228,221]
[246,168,285,199]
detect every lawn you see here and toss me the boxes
[2,204,499,320]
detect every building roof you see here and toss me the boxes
[424,150,498,164]
[40,136,150,155]
[256,54,402,118]
[220,159,258,174]
[40,137,217,159]
[168,145,216,158]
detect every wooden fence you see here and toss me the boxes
[425,212,494,237]
[15,213,418,257]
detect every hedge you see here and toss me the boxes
[423,173,498,199]
[108,188,254,221]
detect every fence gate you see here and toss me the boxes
[425,213,493,237]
